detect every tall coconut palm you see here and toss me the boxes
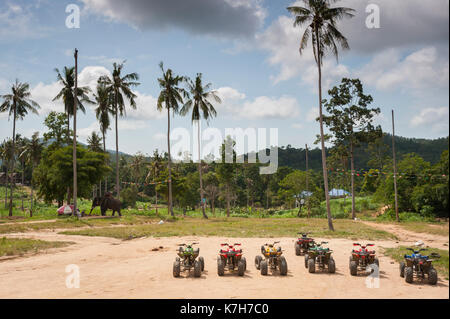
[53,66,92,144]
[0,80,40,216]
[287,0,354,231]
[146,150,162,214]
[94,82,114,194]
[22,132,43,216]
[180,73,221,219]
[157,62,187,216]
[99,61,140,199]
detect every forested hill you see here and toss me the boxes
[274,135,449,171]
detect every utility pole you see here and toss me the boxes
[73,48,78,218]
[391,110,399,222]
[305,144,310,218]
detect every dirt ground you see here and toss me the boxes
[0,223,448,299]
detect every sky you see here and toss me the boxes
[0,0,448,159]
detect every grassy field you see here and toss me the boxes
[382,246,449,280]
[60,217,397,240]
[0,237,73,257]
[398,222,449,237]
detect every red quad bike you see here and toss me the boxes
[217,243,247,276]
[349,243,379,276]
[295,232,315,256]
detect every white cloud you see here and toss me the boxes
[0,2,49,40]
[411,107,449,134]
[358,47,449,94]
[306,107,319,122]
[216,86,300,119]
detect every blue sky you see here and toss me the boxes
[0,0,448,158]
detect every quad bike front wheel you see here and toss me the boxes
[241,257,247,271]
[217,259,225,276]
[399,262,405,278]
[173,261,181,278]
[308,258,316,273]
[238,260,245,276]
[260,260,268,276]
[428,268,438,285]
[373,258,379,268]
[295,243,301,256]
[199,256,205,271]
[194,260,202,278]
[328,258,336,274]
[304,255,309,268]
[350,260,358,276]
[255,256,262,270]
[279,256,288,276]
[405,266,413,283]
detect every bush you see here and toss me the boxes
[121,185,138,208]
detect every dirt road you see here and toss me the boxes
[0,229,448,299]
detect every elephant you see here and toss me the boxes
[89,193,122,216]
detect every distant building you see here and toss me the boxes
[329,188,351,198]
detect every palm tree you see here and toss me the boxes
[180,73,221,219]
[22,132,43,216]
[146,150,162,214]
[287,0,354,231]
[16,134,28,211]
[87,131,103,153]
[157,62,187,216]
[0,80,40,216]
[94,82,114,194]
[53,66,92,144]
[99,61,140,199]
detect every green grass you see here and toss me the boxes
[60,217,397,240]
[398,222,449,237]
[383,246,449,279]
[0,215,160,234]
[0,237,73,257]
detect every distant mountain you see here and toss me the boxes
[274,135,449,171]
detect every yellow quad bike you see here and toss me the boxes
[254,241,288,276]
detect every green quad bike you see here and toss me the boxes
[173,242,205,278]
[254,241,288,276]
[399,247,439,285]
[305,241,336,274]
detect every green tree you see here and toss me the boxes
[43,112,71,148]
[1,80,40,216]
[323,78,382,219]
[99,61,140,199]
[180,73,221,219]
[157,62,187,216]
[278,170,308,208]
[146,150,163,214]
[22,132,43,216]
[34,145,110,205]
[94,82,114,193]
[87,132,103,153]
[287,0,354,231]
[216,136,236,217]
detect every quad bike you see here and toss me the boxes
[295,232,315,256]
[173,242,205,278]
[349,243,379,276]
[254,241,288,276]
[399,248,439,285]
[217,243,247,276]
[305,241,335,273]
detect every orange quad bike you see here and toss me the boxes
[254,241,288,276]
[349,243,379,276]
[217,243,247,276]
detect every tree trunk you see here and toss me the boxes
[67,114,71,205]
[315,26,334,231]
[103,131,107,195]
[226,184,230,217]
[197,121,207,219]
[155,189,158,214]
[167,107,173,216]
[115,96,120,200]
[73,49,78,218]
[21,159,24,211]
[30,164,34,217]
[9,101,17,216]
[350,140,356,219]
[5,162,8,208]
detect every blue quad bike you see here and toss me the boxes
[399,248,439,285]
